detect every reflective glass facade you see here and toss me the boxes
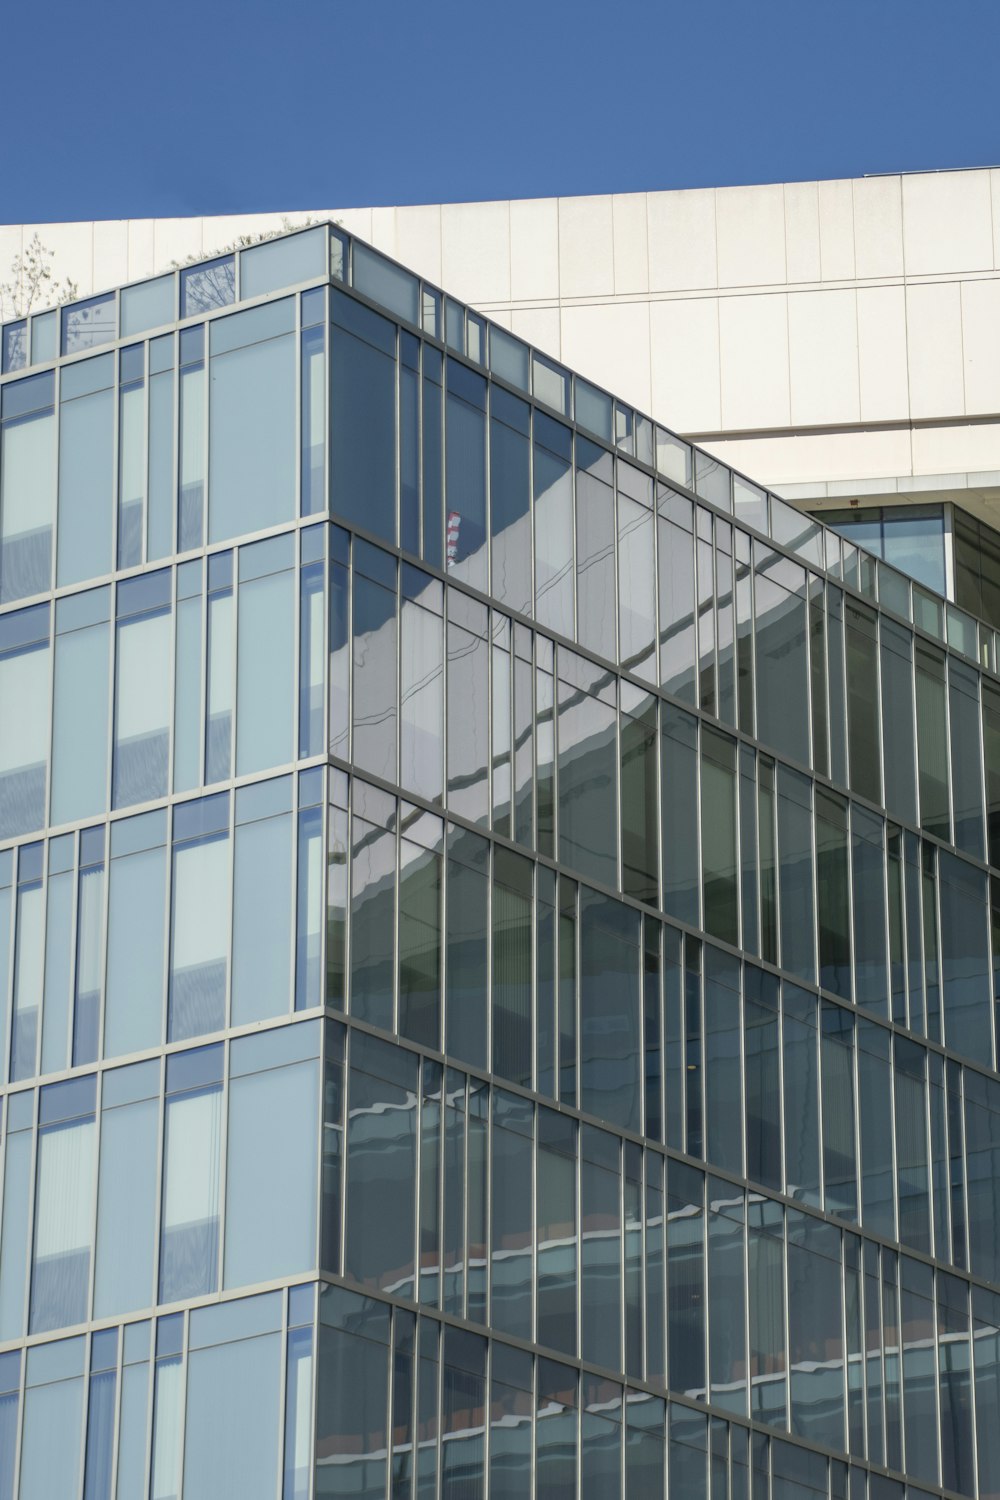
[1,224,1000,1498]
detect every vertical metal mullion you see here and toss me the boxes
[83,1066,103,1329]
[273,1292,290,1500]
[109,341,121,582]
[19,1090,40,1347]
[150,1056,168,1314]
[172,1313,191,1500]
[214,1036,231,1303]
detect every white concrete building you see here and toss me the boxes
[4,166,1000,606]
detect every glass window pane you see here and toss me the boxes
[225,1057,318,1287]
[30,1109,97,1332]
[237,563,295,776]
[0,626,49,839]
[159,1081,222,1303]
[94,1083,158,1316]
[169,832,230,1041]
[51,609,109,827]
[114,606,170,807]
[332,293,397,545]
[490,391,532,614]
[183,1330,281,1500]
[209,312,296,541]
[57,379,114,587]
[534,418,574,638]
[231,811,293,1024]
[445,363,487,590]
[105,830,166,1056]
[1,399,55,603]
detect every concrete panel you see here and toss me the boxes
[783,181,821,284]
[390,204,442,284]
[127,220,156,283]
[912,420,1000,476]
[787,288,859,426]
[905,282,965,420]
[646,188,717,292]
[856,286,910,423]
[369,207,396,255]
[902,170,993,275]
[711,425,913,487]
[992,170,1000,271]
[510,198,559,302]
[852,176,904,280]
[612,193,649,295]
[0,226,24,314]
[441,200,510,304]
[510,305,561,359]
[817,179,855,281]
[334,208,374,242]
[716,183,786,288]
[93,221,128,293]
[961,279,1000,414]
[153,218,205,274]
[649,297,721,433]
[558,195,614,299]
[561,300,651,416]
[28,222,95,300]
[718,294,790,432]
[206,212,289,255]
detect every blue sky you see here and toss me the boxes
[6,0,1000,222]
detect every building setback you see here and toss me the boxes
[0,221,997,1497]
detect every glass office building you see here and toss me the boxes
[3,222,1000,1498]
